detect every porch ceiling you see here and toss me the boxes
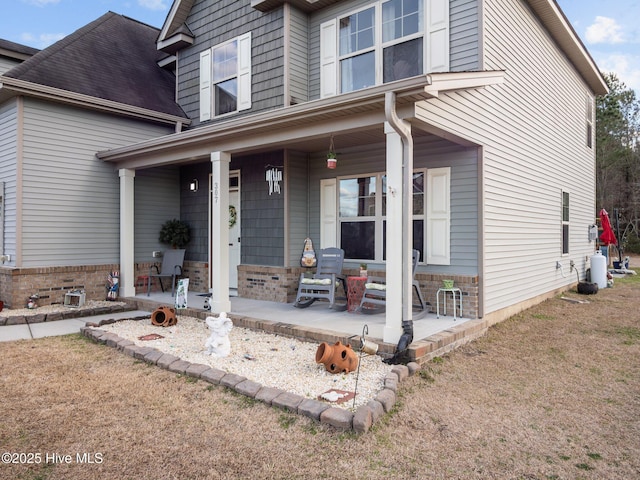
[97,71,503,170]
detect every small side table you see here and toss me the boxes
[347,276,368,312]
[436,287,462,320]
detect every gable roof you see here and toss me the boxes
[2,12,187,120]
[0,38,39,61]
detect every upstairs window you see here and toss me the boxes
[213,39,240,116]
[586,95,593,148]
[200,33,252,122]
[562,191,570,254]
[321,0,448,97]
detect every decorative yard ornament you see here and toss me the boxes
[151,305,178,327]
[315,341,359,374]
[300,237,317,268]
[205,313,233,357]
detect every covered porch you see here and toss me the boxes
[125,289,486,363]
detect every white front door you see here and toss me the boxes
[228,185,241,289]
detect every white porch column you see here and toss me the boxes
[384,123,404,344]
[210,151,232,313]
[119,168,135,298]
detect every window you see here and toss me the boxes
[562,191,569,254]
[337,171,425,262]
[586,95,593,148]
[321,0,447,97]
[200,33,252,121]
[213,40,239,115]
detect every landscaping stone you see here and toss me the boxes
[254,387,284,405]
[6,316,26,325]
[234,379,262,398]
[185,363,211,378]
[219,373,246,388]
[272,392,304,412]
[156,354,180,369]
[132,346,156,360]
[143,349,164,365]
[116,339,135,350]
[297,399,330,421]
[407,361,421,375]
[391,365,409,381]
[200,367,227,385]
[375,389,396,413]
[167,359,192,374]
[320,407,354,430]
[353,405,373,434]
[366,399,385,424]
[383,375,398,392]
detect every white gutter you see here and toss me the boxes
[0,76,190,128]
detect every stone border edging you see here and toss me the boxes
[80,318,422,434]
[0,304,134,326]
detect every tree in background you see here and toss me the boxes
[596,73,640,253]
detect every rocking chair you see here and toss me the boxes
[357,249,427,314]
[294,247,347,311]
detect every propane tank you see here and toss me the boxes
[590,250,607,289]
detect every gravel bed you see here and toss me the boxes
[99,315,394,411]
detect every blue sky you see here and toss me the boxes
[2,0,639,94]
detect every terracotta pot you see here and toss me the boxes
[151,306,178,327]
[315,341,359,374]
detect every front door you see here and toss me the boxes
[228,174,241,289]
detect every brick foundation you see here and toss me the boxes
[0,264,120,309]
[0,261,479,319]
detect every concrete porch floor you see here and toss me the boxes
[125,289,487,363]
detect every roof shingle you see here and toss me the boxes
[4,12,186,119]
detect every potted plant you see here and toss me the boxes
[360,263,368,277]
[159,219,191,249]
[326,151,337,169]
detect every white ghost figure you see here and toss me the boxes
[204,313,233,357]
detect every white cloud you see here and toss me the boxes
[21,0,61,6]
[586,16,625,44]
[138,0,168,11]
[598,53,640,93]
[20,32,66,49]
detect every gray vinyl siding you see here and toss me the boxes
[450,0,480,71]
[135,167,181,262]
[414,0,597,315]
[288,6,310,104]
[0,100,18,263]
[287,150,310,266]
[300,137,478,272]
[177,0,285,126]
[308,0,481,99]
[0,57,21,75]
[233,151,285,266]
[20,99,172,267]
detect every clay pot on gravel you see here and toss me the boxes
[315,341,359,374]
[151,306,178,327]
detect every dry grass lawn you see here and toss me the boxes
[1,265,639,480]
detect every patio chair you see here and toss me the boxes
[357,249,427,314]
[294,247,347,311]
[147,249,185,297]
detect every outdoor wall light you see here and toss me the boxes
[189,179,198,192]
